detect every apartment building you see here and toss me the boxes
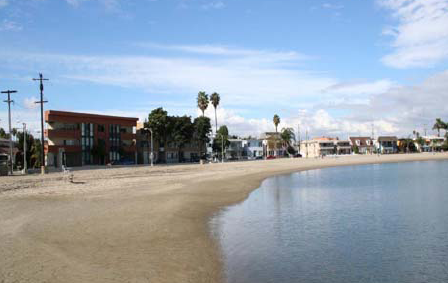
[45,110,138,167]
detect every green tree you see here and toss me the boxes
[197,91,209,117]
[210,92,220,133]
[16,131,35,168]
[433,118,445,137]
[273,114,280,133]
[0,128,8,139]
[212,125,230,158]
[168,115,194,162]
[146,107,169,162]
[194,116,211,160]
[281,127,295,155]
[30,139,42,168]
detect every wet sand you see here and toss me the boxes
[1,153,448,283]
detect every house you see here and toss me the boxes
[262,132,285,157]
[45,110,138,167]
[376,136,398,154]
[417,136,446,152]
[349,137,374,154]
[336,140,352,155]
[243,139,264,159]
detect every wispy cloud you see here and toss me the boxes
[0,44,445,138]
[379,0,448,68]
[0,19,22,31]
[201,1,225,10]
[321,3,344,9]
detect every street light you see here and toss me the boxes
[144,128,154,167]
[17,121,27,174]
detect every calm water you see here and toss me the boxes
[211,160,448,283]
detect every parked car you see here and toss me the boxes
[293,153,302,158]
[267,155,276,160]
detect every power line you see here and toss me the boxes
[33,73,49,175]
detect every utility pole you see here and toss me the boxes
[2,90,17,175]
[305,129,308,159]
[221,134,224,163]
[22,123,27,174]
[150,128,154,167]
[33,73,49,175]
[423,124,427,137]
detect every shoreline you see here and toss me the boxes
[1,153,448,283]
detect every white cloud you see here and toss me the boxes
[201,1,225,10]
[0,19,22,31]
[23,97,39,110]
[379,0,448,68]
[322,3,344,9]
[0,45,446,138]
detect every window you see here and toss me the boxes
[98,124,105,132]
[81,123,94,165]
[356,140,361,146]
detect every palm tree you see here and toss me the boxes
[273,114,280,133]
[197,91,209,117]
[281,127,296,155]
[433,118,444,137]
[210,92,220,133]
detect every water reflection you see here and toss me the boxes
[211,161,448,283]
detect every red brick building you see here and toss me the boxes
[45,110,138,167]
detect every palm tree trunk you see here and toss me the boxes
[214,107,218,133]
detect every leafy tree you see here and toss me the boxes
[0,127,8,139]
[16,131,35,168]
[193,116,211,159]
[281,127,295,155]
[353,145,359,154]
[210,92,220,133]
[273,114,280,133]
[146,107,169,162]
[197,91,209,117]
[212,125,230,157]
[30,139,42,168]
[168,115,194,162]
[433,118,445,137]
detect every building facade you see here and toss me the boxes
[349,137,374,154]
[45,110,138,167]
[376,136,398,154]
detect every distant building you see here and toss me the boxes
[45,110,138,167]
[0,137,19,168]
[262,132,285,157]
[349,137,374,154]
[417,136,446,152]
[299,137,352,157]
[376,136,398,154]
[243,139,264,159]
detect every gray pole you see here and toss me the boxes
[150,128,154,167]
[2,90,17,175]
[22,123,27,174]
[221,134,224,163]
[33,73,49,175]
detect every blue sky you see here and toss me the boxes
[0,0,447,138]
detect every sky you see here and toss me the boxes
[0,0,447,138]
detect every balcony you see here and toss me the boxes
[46,129,81,139]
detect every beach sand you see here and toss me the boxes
[1,153,448,283]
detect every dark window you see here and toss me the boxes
[98,124,105,132]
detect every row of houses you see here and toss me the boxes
[4,109,441,169]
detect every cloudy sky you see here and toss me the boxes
[0,0,447,138]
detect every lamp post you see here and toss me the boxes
[17,121,27,174]
[144,128,154,166]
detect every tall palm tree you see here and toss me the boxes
[273,114,280,133]
[433,118,444,137]
[197,91,209,117]
[210,92,220,133]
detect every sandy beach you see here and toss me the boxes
[1,153,447,283]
